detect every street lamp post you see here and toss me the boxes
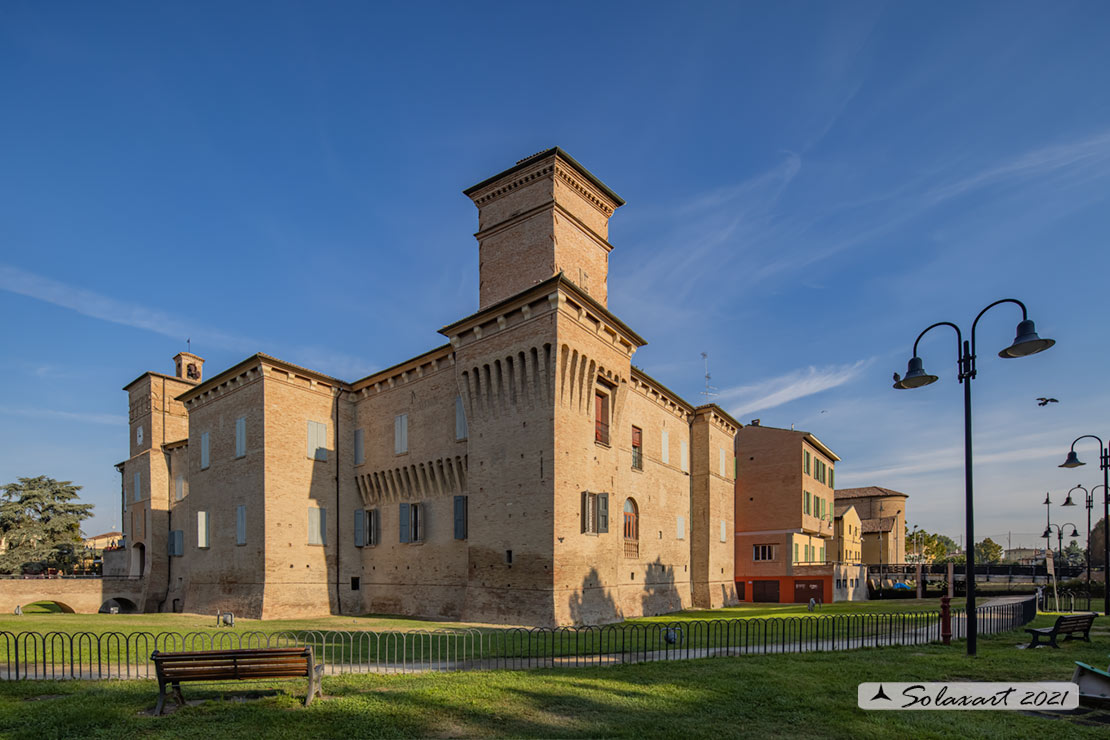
[1043,522,1080,561]
[893,299,1055,657]
[1060,437,1110,615]
[1062,484,1093,600]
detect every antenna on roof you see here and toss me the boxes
[700,352,718,403]
[187,337,191,353]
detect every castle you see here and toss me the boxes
[115,149,741,625]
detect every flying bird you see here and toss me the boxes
[1036,397,1059,406]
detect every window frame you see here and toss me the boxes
[395,413,409,455]
[594,391,610,446]
[631,426,643,470]
[235,416,246,459]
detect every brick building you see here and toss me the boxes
[115,149,740,625]
[833,486,908,567]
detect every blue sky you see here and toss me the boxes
[2,1,1109,549]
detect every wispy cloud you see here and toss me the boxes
[0,406,126,426]
[0,264,375,380]
[720,359,872,418]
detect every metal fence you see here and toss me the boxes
[0,598,1036,681]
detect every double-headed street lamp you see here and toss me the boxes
[893,299,1054,657]
[1042,522,1080,561]
[1060,437,1110,615]
[1062,484,1096,598]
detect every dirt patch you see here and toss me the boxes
[23,694,66,702]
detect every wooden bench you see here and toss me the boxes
[151,647,323,714]
[1023,612,1096,649]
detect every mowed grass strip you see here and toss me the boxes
[1,614,1107,739]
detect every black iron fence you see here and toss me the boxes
[0,598,1037,681]
[869,564,1092,579]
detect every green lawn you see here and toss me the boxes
[1,614,1107,739]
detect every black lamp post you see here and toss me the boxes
[893,299,1054,656]
[1059,436,1110,615]
[1062,484,1093,599]
[1043,522,1080,561]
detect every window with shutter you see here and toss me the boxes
[454,495,467,540]
[680,440,689,472]
[133,471,141,502]
[661,429,670,464]
[174,475,184,501]
[804,491,811,515]
[597,493,609,533]
[676,515,685,540]
[719,448,726,477]
[354,509,365,547]
[174,529,184,556]
[200,432,210,469]
[235,417,246,458]
[308,507,326,545]
[720,519,727,543]
[399,503,411,543]
[197,511,209,548]
[631,426,643,470]
[594,392,609,444]
[354,428,365,465]
[410,503,422,542]
[136,425,143,445]
[367,509,379,546]
[455,396,467,440]
[395,414,408,454]
[236,505,246,545]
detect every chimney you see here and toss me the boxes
[750,419,760,426]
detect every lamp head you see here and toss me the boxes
[1042,527,1052,538]
[1043,492,1052,505]
[893,356,938,389]
[1068,527,1080,538]
[1059,451,1085,469]
[999,319,1055,358]
[1062,493,1076,507]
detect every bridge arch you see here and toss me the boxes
[99,597,139,614]
[22,600,76,614]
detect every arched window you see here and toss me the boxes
[623,498,639,558]
[621,501,639,541]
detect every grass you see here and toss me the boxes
[1,613,1107,739]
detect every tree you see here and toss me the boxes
[1090,517,1107,568]
[0,476,93,575]
[974,537,1004,564]
[904,526,959,563]
[1063,539,1085,567]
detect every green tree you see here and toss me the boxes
[1062,539,1085,567]
[0,476,93,574]
[1090,517,1106,567]
[904,527,959,563]
[974,537,1004,564]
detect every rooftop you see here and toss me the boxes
[835,486,909,500]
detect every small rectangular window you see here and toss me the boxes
[804,450,811,475]
[680,440,689,472]
[197,511,210,548]
[235,416,246,458]
[236,504,246,545]
[308,506,327,545]
[354,428,365,465]
[136,425,144,445]
[395,414,408,454]
[366,509,379,546]
[399,502,422,542]
[661,429,669,464]
[753,544,775,561]
[200,432,210,469]
[631,426,643,470]
[133,471,141,502]
[804,491,811,515]
[676,515,685,540]
[307,421,328,461]
[829,468,835,489]
[170,529,184,557]
[455,396,468,440]
[454,495,468,540]
[720,519,727,543]
[350,576,360,591]
[174,474,184,501]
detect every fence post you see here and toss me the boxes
[940,595,952,646]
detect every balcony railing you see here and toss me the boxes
[624,540,639,559]
[631,447,643,470]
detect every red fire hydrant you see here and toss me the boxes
[940,594,952,646]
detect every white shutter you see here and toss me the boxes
[720,519,727,543]
[316,422,328,461]
[307,421,315,459]
[174,474,184,501]
[354,509,365,547]
[200,432,210,469]
[676,515,685,540]
[661,429,669,464]
[455,396,468,440]
[236,417,246,458]
[133,471,141,502]
[680,440,689,472]
[719,448,726,477]
[308,508,321,545]
[395,414,408,454]
[197,511,209,548]
[236,505,246,545]
[354,428,365,465]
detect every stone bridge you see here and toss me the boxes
[0,577,146,614]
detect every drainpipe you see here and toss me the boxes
[335,390,341,614]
